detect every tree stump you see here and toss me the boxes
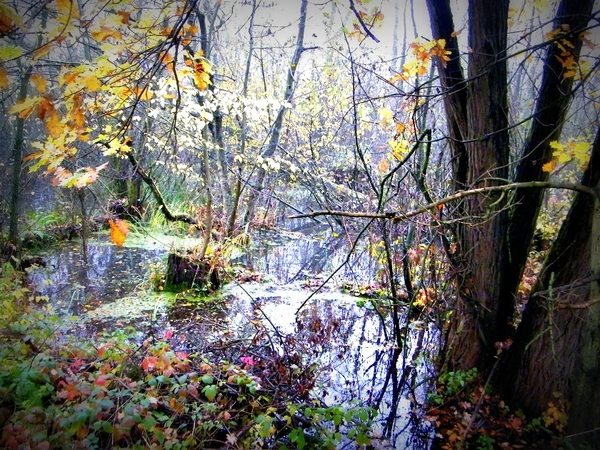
[165,251,220,292]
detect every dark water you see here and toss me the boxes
[28,228,437,449]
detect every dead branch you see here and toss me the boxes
[288,181,598,222]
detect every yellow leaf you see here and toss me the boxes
[573,141,591,157]
[81,73,102,91]
[0,68,8,89]
[379,107,394,125]
[56,0,80,20]
[9,97,43,119]
[108,219,130,247]
[389,138,411,160]
[193,71,210,90]
[0,44,23,61]
[30,73,48,93]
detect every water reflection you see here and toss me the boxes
[242,228,378,285]
[223,281,436,449]
[27,230,437,448]
[28,236,166,318]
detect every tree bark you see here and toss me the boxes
[427,0,510,370]
[505,0,596,319]
[503,126,600,443]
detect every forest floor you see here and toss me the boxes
[428,360,573,449]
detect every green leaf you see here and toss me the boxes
[202,384,218,401]
[289,428,306,449]
[0,45,23,61]
[140,416,156,431]
[355,433,370,445]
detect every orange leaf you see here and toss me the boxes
[46,110,65,138]
[30,73,47,93]
[108,218,130,247]
[91,26,123,42]
[36,96,55,120]
[542,160,556,173]
[0,68,9,89]
[0,3,26,33]
[378,158,389,173]
[141,356,157,372]
[33,42,55,60]
[116,11,131,24]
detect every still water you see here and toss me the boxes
[28,228,437,448]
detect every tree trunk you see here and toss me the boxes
[8,68,32,253]
[243,0,308,225]
[226,0,257,237]
[503,127,600,444]
[427,0,511,370]
[505,0,596,314]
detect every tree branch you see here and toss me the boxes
[289,181,598,221]
[348,0,380,43]
[126,152,197,225]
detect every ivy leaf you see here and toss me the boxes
[202,384,218,401]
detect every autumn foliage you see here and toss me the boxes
[1,0,211,190]
[108,219,130,247]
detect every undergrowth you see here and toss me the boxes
[426,367,573,449]
[0,264,377,449]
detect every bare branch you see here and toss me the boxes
[289,181,598,221]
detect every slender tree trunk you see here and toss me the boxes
[243,0,308,225]
[503,127,600,443]
[226,0,257,237]
[8,68,32,253]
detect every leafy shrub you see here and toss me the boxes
[428,367,479,406]
[0,306,376,449]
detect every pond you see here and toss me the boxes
[28,227,438,449]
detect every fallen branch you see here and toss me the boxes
[126,152,197,225]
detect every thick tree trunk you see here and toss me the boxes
[503,127,600,444]
[505,0,596,315]
[427,0,510,370]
